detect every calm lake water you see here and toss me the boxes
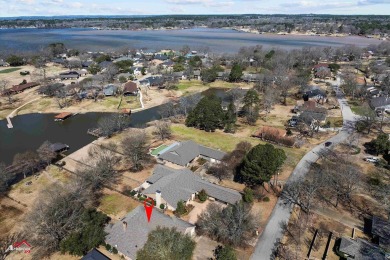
[0,106,162,165]
[0,28,382,53]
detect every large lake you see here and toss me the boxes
[0,28,382,53]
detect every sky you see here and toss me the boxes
[0,0,389,17]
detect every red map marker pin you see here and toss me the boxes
[144,197,154,222]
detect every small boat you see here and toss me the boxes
[54,112,73,121]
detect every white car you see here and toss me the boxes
[364,157,379,163]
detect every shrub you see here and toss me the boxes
[160,203,165,210]
[198,189,208,202]
[112,247,118,254]
[243,187,254,203]
[105,244,112,251]
[214,245,237,260]
[263,197,270,202]
[129,190,137,196]
[286,129,293,136]
[190,166,199,172]
[175,200,187,216]
[197,157,207,165]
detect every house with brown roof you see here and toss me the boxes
[252,126,295,147]
[253,126,287,139]
[123,81,138,96]
[10,82,39,94]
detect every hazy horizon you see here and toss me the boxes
[0,0,389,17]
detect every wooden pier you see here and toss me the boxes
[6,116,13,128]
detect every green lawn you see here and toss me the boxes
[151,144,168,156]
[0,67,21,74]
[176,80,207,91]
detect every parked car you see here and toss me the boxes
[324,141,332,147]
[20,70,30,76]
[364,157,379,163]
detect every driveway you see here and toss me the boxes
[250,81,359,259]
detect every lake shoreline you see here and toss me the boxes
[0,27,383,53]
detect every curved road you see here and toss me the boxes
[251,83,359,259]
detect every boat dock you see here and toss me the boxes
[54,112,73,121]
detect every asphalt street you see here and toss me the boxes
[250,81,359,260]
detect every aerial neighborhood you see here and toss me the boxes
[0,13,390,260]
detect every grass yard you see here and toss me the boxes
[119,95,141,110]
[99,191,140,219]
[0,67,21,74]
[171,124,305,168]
[171,124,260,152]
[101,96,121,109]
[176,80,206,91]
[347,100,367,116]
[325,116,344,127]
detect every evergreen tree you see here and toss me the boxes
[370,133,390,155]
[60,209,109,256]
[175,200,187,216]
[224,101,237,133]
[137,227,195,260]
[186,94,225,131]
[239,144,286,186]
[242,89,260,125]
[229,63,243,82]
[214,245,237,260]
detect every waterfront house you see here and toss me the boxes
[140,165,242,211]
[0,60,9,67]
[158,140,226,167]
[105,205,195,260]
[103,84,118,96]
[123,81,138,96]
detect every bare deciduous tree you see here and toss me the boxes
[0,162,13,194]
[27,183,88,258]
[121,129,150,171]
[196,202,258,247]
[37,140,57,166]
[0,232,24,260]
[13,151,40,178]
[153,120,172,140]
[0,79,13,104]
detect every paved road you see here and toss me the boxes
[250,83,359,260]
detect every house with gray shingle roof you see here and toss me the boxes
[158,140,226,167]
[370,96,390,112]
[141,165,242,210]
[335,236,386,260]
[105,205,194,260]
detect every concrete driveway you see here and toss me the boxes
[250,82,359,260]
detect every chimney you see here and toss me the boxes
[122,221,127,231]
[352,228,355,239]
[156,190,162,208]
